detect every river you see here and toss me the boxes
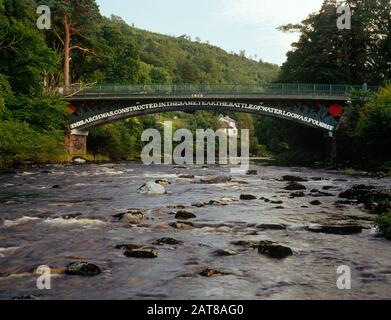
[0,162,390,300]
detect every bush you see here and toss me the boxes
[88,123,133,161]
[355,85,391,169]
[0,120,65,167]
[375,212,391,240]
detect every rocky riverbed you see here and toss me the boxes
[0,162,390,299]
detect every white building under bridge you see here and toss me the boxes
[218,114,238,138]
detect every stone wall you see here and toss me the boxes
[65,130,89,156]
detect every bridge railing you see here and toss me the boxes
[65,83,378,98]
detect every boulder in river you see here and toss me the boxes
[65,261,102,276]
[113,209,145,224]
[240,194,257,200]
[124,248,159,258]
[338,185,391,214]
[170,221,195,230]
[208,199,227,206]
[282,175,308,182]
[232,180,249,185]
[246,170,258,175]
[72,157,87,164]
[258,241,293,259]
[61,213,82,220]
[290,191,305,198]
[192,202,206,208]
[257,223,286,230]
[115,244,142,250]
[284,182,307,191]
[174,165,188,169]
[335,200,358,205]
[167,204,186,209]
[208,197,237,205]
[177,174,195,179]
[339,185,375,200]
[153,238,183,245]
[199,268,228,277]
[213,249,238,256]
[306,224,364,235]
[310,200,322,206]
[175,210,196,220]
[12,295,38,300]
[138,182,167,195]
[200,175,232,184]
[121,210,144,224]
[323,186,337,190]
[311,191,333,197]
[155,178,170,185]
[230,240,260,249]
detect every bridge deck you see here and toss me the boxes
[65,83,377,101]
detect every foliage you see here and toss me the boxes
[270,0,391,167]
[278,0,391,84]
[133,26,279,85]
[0,120,65,166]
[1,0,60,95]
[375,211,391,240]
[4,96,68,134]
[0,74,12,110]
[253,115,326,165]
[87,122,132,161]
[354,85,391,169]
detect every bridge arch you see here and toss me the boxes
[65,82,369,157]
[68,99,342,132]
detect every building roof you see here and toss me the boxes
[218,115,236,123]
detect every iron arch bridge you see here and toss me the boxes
[64,83,377,155]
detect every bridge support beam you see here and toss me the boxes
[65,129,89,156]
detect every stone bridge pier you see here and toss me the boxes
[65,129,89,156]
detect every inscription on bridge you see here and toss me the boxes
[70,100,337,131]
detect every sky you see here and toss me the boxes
[96,0,324,66]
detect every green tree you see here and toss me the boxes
[88,123,132,160]
[176,58,202,83]
[0,120,64,166]
[0,0,59,95]
[0,74,12,111]
[150,66,171,83]
[95,16,140,84]
[355,85,391,168]
[278,0,391,84]
[46,0,100,90]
